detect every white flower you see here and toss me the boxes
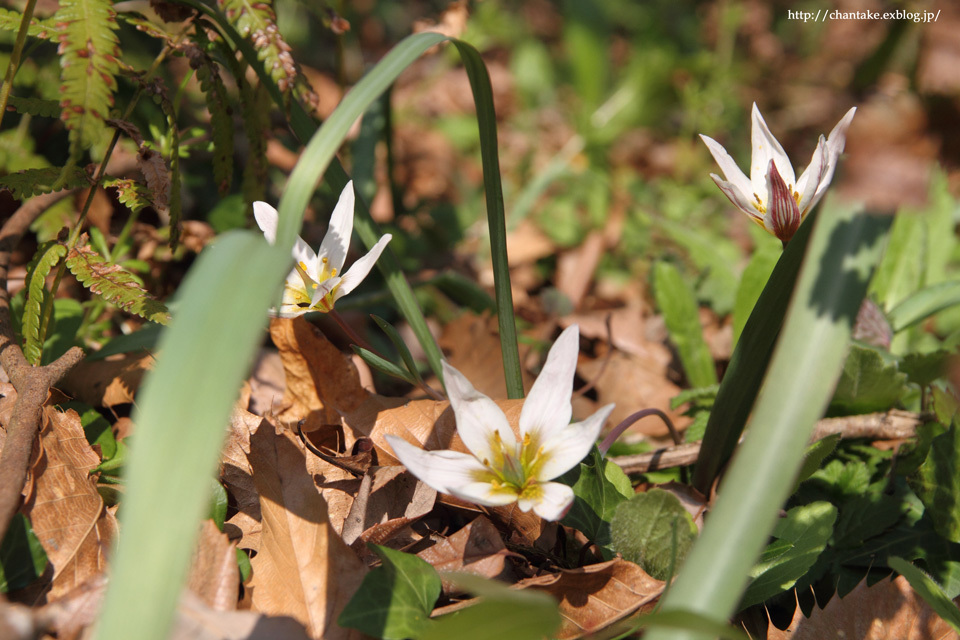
[386,325,615,521]
[700,103,856,243]
[254,181,392,317]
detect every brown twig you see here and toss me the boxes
[0,190,87,541]
[610,410,924,475]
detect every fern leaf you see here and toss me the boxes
[184,33,233,195]
[6,95,61,118]
[22,241,68,365]
[57,0,121,156]
[141,81,182,248]
[66,244,171,325]
[238,76,269,205]
[0,166,91,199]
[103,177,154,213]
[0,7,56,38]
[216,0,317,109]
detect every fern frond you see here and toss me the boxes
[0,166,91,199]
[6,95,61,118]
[0,7,56,38]
[57,0,121,156]
[22,241,68,365]
[216,0,316,109]
[103,177,154,213]
[66,244,171,325]
[141,81,182,248]
[183,33,233,195]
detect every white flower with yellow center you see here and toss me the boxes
[700,103,856,243]
[386,325,614,521]
[254,181,392,317]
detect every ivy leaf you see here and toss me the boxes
[65,243,171,324]
[559,447,633,556]
[610,488,698,580]
[910,423,960,542]
[830,343,908,414]
[338,544,441,640]
[740,502,837,610]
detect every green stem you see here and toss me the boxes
[0,0,38,132]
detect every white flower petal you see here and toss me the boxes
[317,181,355,275]
[537,403,613,480]
[450,482,519,508]
[525,482,575,521]
[708,174,764,223]
[794,136,828,213]
[812,106,857,206]
[333,234,392,300]
[386,435,490,495]
[519,325,578,442]
[699,134,753,199]
[750,103,795,195]
[310,276,340,311]
[442,361,517,462]
[253,201,279,244]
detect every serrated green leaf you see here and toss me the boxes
[830,343,908,414]
[22,241,68,365]
[338,544,441,640]
[66,244,170,324]
[910,424,960,542]
[0,514,48,593]
[186,32,233,195]
[793,433,841,493]
[889,556,960,633]
[422,573,561,640]
[559,447,633,556]
[103,177,155,214]
[58,0,120,155]
[0,166,90,199]
[611,488,698,580]
[653,261,717,388]
[6,95,61,118]
[740,502,837,610]
[0,7,56,38]
[900,350,953,388]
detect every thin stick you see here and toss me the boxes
[599,408,680,456]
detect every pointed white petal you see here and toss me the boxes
[386,435,490,495]
[765,160,802,243]
[520,325,578,442]
[333,234,392,300]
[794,136,828,213]
[750,103,795,195]
[709,174,765,223]
[317,181,355,275]
[812,106,857,206]
[292,237,318,279]
[276,304,309,318]
[537,403,613,480]
[523,482,575,521]
[699,134,753,198]
[253,202,279,245]
[442,361,517,462]
[451,482,519,508]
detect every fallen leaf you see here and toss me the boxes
[505,219,558,266]
[247,421,367,640]
[417,516,517,589]
[341,466,436,546]
[438,312,534,400]
[174,590,313,640]
[269,318,370,426]
[767,575,959,640]
[24,408,114,600]
[412,0,469,40]
[220,408,264,550]
[517,559,663,640]
[187,520,240,612]
[556,232,605,310]
[247,349,287,417]
[60,353,153,407]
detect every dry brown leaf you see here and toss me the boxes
[517,558,663,640]
[188,520,240,612]
[174,590,313,640]
[60,353,153,407]
[412,0,468,40]
[247,349,287,417]
[562,306,667,365]
[556,231,605,310]
[577,350,687,438]
[341,466,436,546]
[247,421,366,640]
[417,516,516,588]
[438,313,535,400]
[768,575,959,640]
[24,408,113,600]
[505,219,558,266]
[269,317,369,426]
[221,408,264,550]
[38,574,107,640]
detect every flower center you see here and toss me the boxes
[481,430,548,494]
